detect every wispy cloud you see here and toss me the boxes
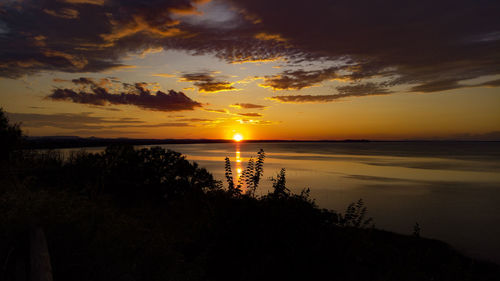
[260,68,340,90]
[237,112,262,117]
[203,108,229,114]
[336,83,392,96]
[7,112,193,130]
[180,72,238,93]
[230,103,267,109]
[43,8,80,19]
[410,78,500,93]
[8,112,140,130]
[236,119,276,125]
[270,83,391,103]
[176,118,213,122]
[63,0,105,5]
[153,73,177,78]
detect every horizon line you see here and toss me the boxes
[26,135,500,142]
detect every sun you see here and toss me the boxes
[233,133,243,142]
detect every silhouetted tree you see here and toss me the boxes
[0,107,22,161]
[90,145,220,202]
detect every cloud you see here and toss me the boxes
[53,78,70,83]
[336,83,392,96]
[480,79,500,88]
[129,122,191,128]
[137,47,164,58]
[254,32,287,42]
[68,129,142,136]
[0,0,296,78]
[7,112,141,130]
[64,0,105,5]
[180,72,238,93]
[195,82,235,93]
[0,0,203,78]
[231,0,500,91]
[410,80,461,93]
[203,108,229,114]
[70,77,95,85]
[230,103,267,109]
[410,78,500,93]
[43,8,80,19]
[0,0,498,97]
[46,77,202,111]
[153,73,176,78]
[99,14,184,43]
[43,49,88,69]
[88,105,122,111]
[269,95,338,103]
[176,118,212,122]
[229,57,284,64]
[236,119,275,125]
[269,83,391,103]
[260,67,340,90]
[7,111,192,130]
[237,112,262,117]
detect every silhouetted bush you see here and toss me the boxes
[224,149,265,197]
[0,107,23,162]
[5,144,220,204]
[338,199,373,228]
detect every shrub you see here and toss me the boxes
[0,107,23,161]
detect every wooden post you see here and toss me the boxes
[29,227,53,281]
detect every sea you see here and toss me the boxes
[57,141,500,264]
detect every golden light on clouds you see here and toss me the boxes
[153,73,177,78]
[43,50,88,69]
[254,32,287,42]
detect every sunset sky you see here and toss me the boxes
[1,0,499,140]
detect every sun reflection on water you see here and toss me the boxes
[235,142,242,181]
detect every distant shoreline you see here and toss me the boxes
[25,136,499,149]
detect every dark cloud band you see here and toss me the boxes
[180,72,237,93]
[47,78,202,111]
[230,103,267,109]
[270,83,391,103]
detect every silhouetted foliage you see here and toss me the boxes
[239,149,265,196]
[270,168,289,198]
[224,156,240,195]
[338,199,373,228]
[225,149,265,196]
[1,135,499,280]
[4,144,220,205]
[0,108,22,161]
[96,145,219,203]
[414,222,422,238]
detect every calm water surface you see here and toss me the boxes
[60,142,500,263]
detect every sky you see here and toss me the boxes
[0,0,499,140]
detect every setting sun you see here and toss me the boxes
[233,133,243,142]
